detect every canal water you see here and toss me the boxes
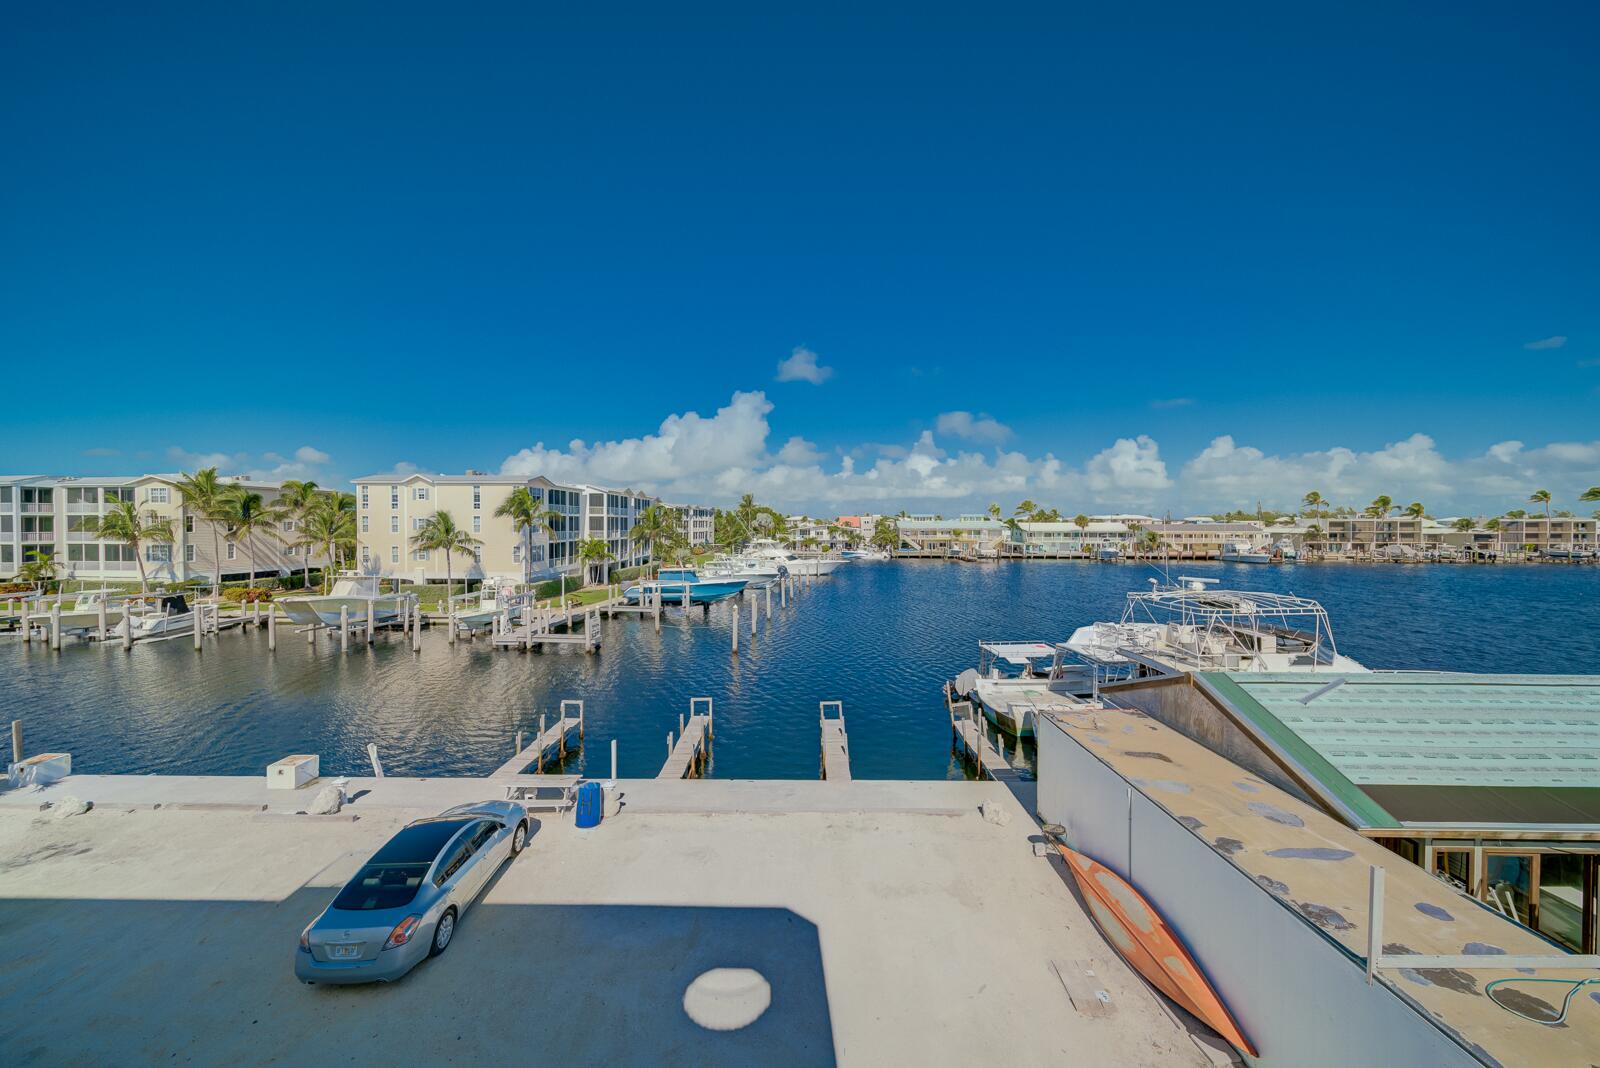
[4,561,1598,781]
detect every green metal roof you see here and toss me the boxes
[1203,672,1600,828]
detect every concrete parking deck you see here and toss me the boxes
[0,776,1212,1066]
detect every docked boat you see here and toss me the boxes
[951,641,1101,737]
[1220,539,1273,564]
[276,572,410,628]
[746,540,849,576]
[454,579,525,632]
[699,555,784,588]
[1273,537,1298,561]
[120,593,197,641]
[624,568,748,605]
[1063,575,1368,680]
[26,590,126,635]
[839,548,887,560]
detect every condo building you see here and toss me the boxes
[350,472,661,585]
[0,474,300,584]
[668,503,717,547]
[1496,516,1598,556]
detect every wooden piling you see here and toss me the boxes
[340,605,350,652]
[20,603,30,643]
[50,603,61,651]
[11,720,22,764]
[538,714,548,771]
[366,599,375,643]
[367,743,385,778]
[122,610,132,650]
[731,602,739,654]
[750,594,757,637]
[516,730,524,755]
[194,604,204,650]
[411,602,422,652]
[611,738,618,781]
[97,600,107,642]
[765,585,772,622]
[267,603,277,650]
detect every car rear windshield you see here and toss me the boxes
[333,863,431,911]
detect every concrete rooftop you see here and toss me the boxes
[0,776,1218,1066]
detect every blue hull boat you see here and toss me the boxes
[624,568,748,605]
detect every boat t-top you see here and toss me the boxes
[276,571,411,628]
[1065,575,1367,679]
[453,578,526,632]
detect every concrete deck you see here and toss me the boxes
[0,775,1212,1066]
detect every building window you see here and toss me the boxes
[285,545,296,557]
[185,544,196,562]
[414,487,429,501]
[390,485,399,509]
[472,516,481,533]
[472,486,481,510]
[390,516,400,534]
[361,515,369,533]
[226,543,237,561]
[413,517,425,531]
[149,487,170,505]
[282,519,295,532]
[360,487,369,510]
[67,544,100,563]
[413,549,429,561]
[184,515,195,533]
[512,545,522,564]
[147,544,171,563]
[66,487,99,505]
[361,546,370,565]
[390,546,399,563]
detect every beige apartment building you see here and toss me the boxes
[351,472,661,586]
[1321,515,1426,553]
[0,474,301,585]
[1497,516,1598,556]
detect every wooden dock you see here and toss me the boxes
[658,697,713,779]
[819,700,851,781]
[491,700,585,776]
[945,682,1023,783]
[491,606,603,652]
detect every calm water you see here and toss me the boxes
[5,561,1598,780]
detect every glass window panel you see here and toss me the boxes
[1432,849,1472,893]
[1483,854,1533,927]
[1536,854,1585,952]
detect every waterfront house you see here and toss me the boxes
[0,474,299,586]
[351,472,657,586]
[1496,516,1597,557]
[1016,520,1131,558]
[1322,515,1427,554]
[896,515,1020,557]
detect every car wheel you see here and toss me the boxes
[511,820,528,855]
[429,908,457,958]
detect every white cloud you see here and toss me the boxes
[492,390,1600,515]
[165,444,336,483]
[935,410,1013,443]
[1523,335,1567,350]
[775,346,833,384]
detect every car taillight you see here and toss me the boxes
[383,915,422,950]
[299,923,313,953]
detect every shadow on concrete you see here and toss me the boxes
[0,891,836,1066]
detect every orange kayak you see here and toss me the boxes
[1058,844,1258,1057]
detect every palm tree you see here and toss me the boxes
[175,467,231,598]
[1529,489,1552,520]
[87,500,173,594]
[1302,491,1326,517]
[1014,499,1037,517]
[870,517,899,554]
[1452,517,1475,532]
[494,486,545,582]
[1581,486,1600,503]
[1137,528,1161,556]
[630,504,681,576]
[277,480,322,591]
[18,549,58,592]
[409,511,481,603]
[1305,524,1324,552]
[987,503,1001,520]
[1505,508,1527,520]
[218,487,285,589]
[1485,517,1501,531]
[1364,495,1393,518]
[295,499,356,592]
[577,537,616,585]
[1403,502,1425,519]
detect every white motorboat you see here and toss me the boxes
[454,579,525,631]
[1064,575,1368,680]
[25,590,126,635]
[1274,538,1298,561]
[120,593,197,641]
[747,540,848,576]
[700,555,784,588]
[277,571,410,628]
[1220,539,1274,564]
[952,641,1101,736]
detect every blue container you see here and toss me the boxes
[574,780,603,828]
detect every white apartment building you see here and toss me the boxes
[1017,520,1132,557]
[896,516,1021,557]
[351,472,658,586]
[0,474,299,584]
[666,503,717,547]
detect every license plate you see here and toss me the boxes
[329,944,361,959]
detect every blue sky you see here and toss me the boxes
[3,3,1597,514]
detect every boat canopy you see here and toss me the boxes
[978,641,1057,665]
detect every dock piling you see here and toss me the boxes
[122,613,132,650]
[252,599,260,629]
[20,603,30,643]
[97,600,107,642]
[516,730,524,755]
[765,585,772,622]
[731,603,739,654]
[411,602,422,652]
[339,605,350,652]
[267,604,277,650]
[366,743,385,778]
[366,599,375,643]
[194,605,203,650]
[750,595,757,636]
[611,738,617,781]
[538,714,548,771]
[11,719,22,764]
[50,603,61,651]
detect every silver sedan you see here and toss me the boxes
[295,800,529,984]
